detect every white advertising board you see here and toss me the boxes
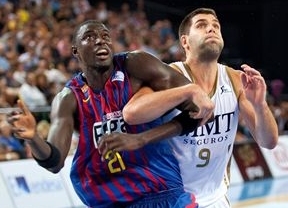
[260,135,288,178]
[0,161,15,208]
[0,159,72,208]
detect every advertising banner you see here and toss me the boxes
[0,159,72,208]
[233,141,272,181]
[0,162,15,208]
[260,135,288,178]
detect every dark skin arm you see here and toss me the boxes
[126,51,190,91]
[126,51,201,111]
[7,88,76,173]
[98,120,183,160]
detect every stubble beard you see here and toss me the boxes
[198,43,223,62]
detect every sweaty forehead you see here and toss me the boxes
[192,14,219,24]
[78,22,108,35]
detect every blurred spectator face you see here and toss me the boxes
[25,71,36,86]
[0,121,12,137]
[271,79,285,99]
[36,73,49,88]
[36,120,50,140]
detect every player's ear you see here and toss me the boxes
[180,35,188,48]
[72,46,78,56]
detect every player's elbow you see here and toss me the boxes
[266,136,278,149]
[259,135,278,150]
[122,105,139,125]
[48,163,64,174]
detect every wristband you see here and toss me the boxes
[33,141,61,169]
[172,111,200,136]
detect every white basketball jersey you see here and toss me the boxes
[169,62,239,207]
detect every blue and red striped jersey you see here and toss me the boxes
[66,52,183,207]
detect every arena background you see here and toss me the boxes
[1,1,288,207]
[94,0,288,94]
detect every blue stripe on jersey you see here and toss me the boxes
[66,52,183,207]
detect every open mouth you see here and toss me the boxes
[96,48,109,59]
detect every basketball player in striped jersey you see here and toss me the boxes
[99,8,278,208]
[6,20,217,207]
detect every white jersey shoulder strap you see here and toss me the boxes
[224,65,241,99]
[169,61,192,82]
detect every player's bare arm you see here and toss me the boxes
[98,120,182,160]
[44,87,76,172]
[7,88,76,173]
[123,84,213,125]
[125,51,214,124]
[231,64,278,149]
[126,50,191,93]
[7,99,52,160]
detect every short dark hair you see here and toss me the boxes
[178,8,218,38]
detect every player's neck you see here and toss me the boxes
[183,60,218,96]
[185,58,217,76]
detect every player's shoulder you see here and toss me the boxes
[54,87,75,105]
[126,50,162,67]
[169,61,183,73]
[224,65,242,85]
[126,50,154,59]
[225,66,241,77]
[223,65,242,99]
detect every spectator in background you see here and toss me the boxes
[35,72,54,105]
[36,119,50,140]
[0,42,11,75]
[270,79,285,104]
[0,121,26,160]
[0,143,21,161]
[18,41,39,71]
[18,70,48,108]
[12,61,26,86]
[0,75,18,107]
[94,1,108,22]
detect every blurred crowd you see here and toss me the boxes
[0,0,287,161]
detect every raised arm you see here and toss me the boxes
[233,64,278,149]
[7,87,76,173]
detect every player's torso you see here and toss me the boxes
[170,62,239,206]
[65,54,183,207]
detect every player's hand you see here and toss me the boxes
[6,99,37,140]
[186,84,215,126]
[240,64,267,106]
[98,132,144,161]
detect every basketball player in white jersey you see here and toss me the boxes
[98,8,278,208]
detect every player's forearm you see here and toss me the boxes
[139,111,200,145]
[124,84,195,125]
[140,120,182,145]
[254,102,278,149]
[26,134,52,160]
